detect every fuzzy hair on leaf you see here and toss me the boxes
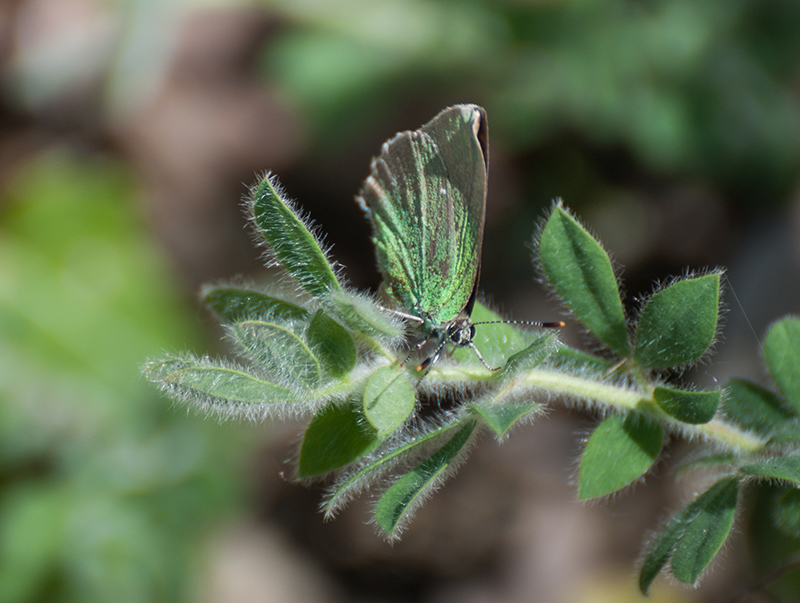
[201,278,313,324]
[631,268,725,372]
[141,353,338,422]
[320,408,473,519]
[246,172,344,299]
[371,418,482,541]
[321,287,408,350]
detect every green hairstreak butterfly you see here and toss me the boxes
[357,104,562,371]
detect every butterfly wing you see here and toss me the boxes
[357,104,488,327]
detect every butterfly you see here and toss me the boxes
[357,104,562,372]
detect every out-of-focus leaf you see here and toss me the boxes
[203,286,308,323]
[363,365,415,436]
[306,310,356,378]
[471,402,541,438]
[763,316,800,411]
[724,378,796,435]
[774,489,800,539]
[298,402,379,478]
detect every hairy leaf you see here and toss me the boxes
[324,289,405,342]
[471,402,541,438]
[233,320,321,389]
[306,310,356,378]
[538,204,629,356]
[363,366,416,435]
[498,333,558,379]
[250,173,341,297]
[639,509,686,594]
[740,456,800,486]
[764,316,800,411]
[322,417,466,517]
[634,274,719,369]
[639,477,739,592]
[671,477,739,584]
[298,403,379,478]
[724,378,796,435]
[654,387,720,424]
[203,286,308,323]
[375,420,476,538]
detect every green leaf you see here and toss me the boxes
[578,414,663,499]
[653,387,720,424]
[298,402,379,478]
[498,333,558,379]
[671,477,739,584]
[0,483,67,602]
[233,320,322,389]
[375,420,476,539]
[322,417,465,517]
[633,274,720,369]
[324,289,405,342]
[538,204,629,357]
[363,366,416,435]
[145,358,297,405]
[203,286,308,323]
[639,477,739,593]
[306,310,356,378]
[471,402,541,438]
[249,173,341,298]
[639,509,686,594]
[774,488,800,539]
[764,316,800,411]
[740,456,800,485]
[724,378,796,435]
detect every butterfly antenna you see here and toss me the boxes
[472,319,566,329]
[416,340,500,373]
[468,342,500,371]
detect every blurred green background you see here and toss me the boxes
[1,1,799,602]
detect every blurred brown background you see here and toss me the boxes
[2,1,800,602]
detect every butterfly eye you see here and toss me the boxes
[446,319,474,347]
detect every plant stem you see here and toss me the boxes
[432,364,766,454]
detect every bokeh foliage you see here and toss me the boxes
[0,153,246,602]
[3,0,800,600]
[263,0,800,204]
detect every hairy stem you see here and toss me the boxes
[430,364,766,454]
